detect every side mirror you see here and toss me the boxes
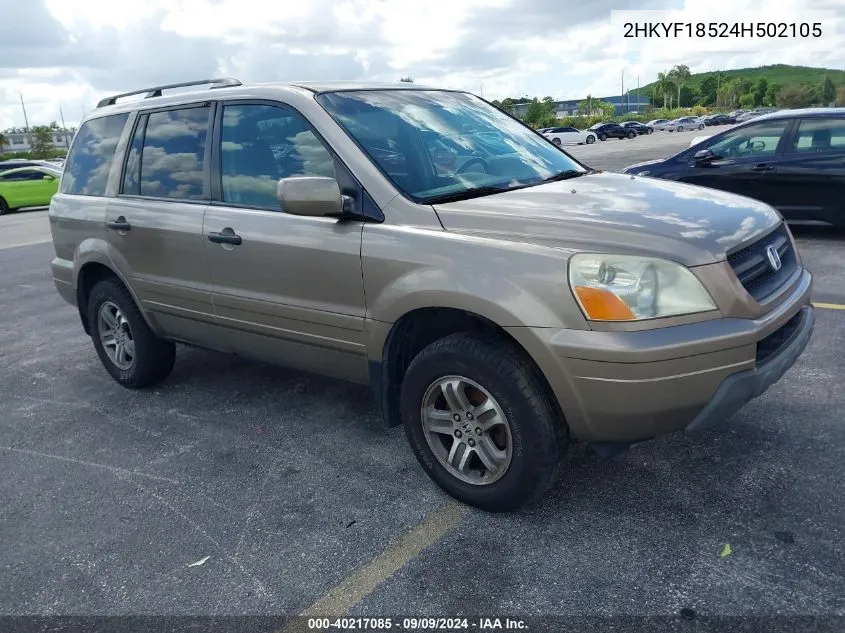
[693,149,717,164]
[277,176,345,217]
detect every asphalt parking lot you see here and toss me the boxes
[566,125,721,171]
[1,131,844,629]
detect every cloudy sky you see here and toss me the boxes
[1,0,844,130]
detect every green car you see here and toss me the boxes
[0,164,62,215]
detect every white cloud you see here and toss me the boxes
[1,0,844,130]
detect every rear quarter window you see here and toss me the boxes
[61,113,129,196]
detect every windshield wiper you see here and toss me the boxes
[541,169,590,183]
[423,185,511,205]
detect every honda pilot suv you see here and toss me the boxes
[49,78,814,511]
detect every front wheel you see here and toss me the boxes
[400,333,568,512]
[599,133,608,141]
[0,197,9,216]
[627,131,635,139]
[698,124,705,130]
[647,128,653,134]
[585,135,596,144]
[88,277,176,388]
[552,137,562,146]
[677,126,684,132]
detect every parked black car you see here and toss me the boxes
[621,121,653,135]
[621,108,845,227]
[703,114,736,126]
[588,122,635,140]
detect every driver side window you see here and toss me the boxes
[706,120,790,158]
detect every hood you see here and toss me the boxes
[620,158,665,173]
[432,171,781,266]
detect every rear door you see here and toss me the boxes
[773,116,845,224]
[678,118,791,204]
[202,100,369,382]
[107,103,217,342]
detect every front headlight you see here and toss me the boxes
[568,254,717,321]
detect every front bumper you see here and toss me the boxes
[507,269,814,442]
[686,305,814,431]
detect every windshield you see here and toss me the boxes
[316,90,585,203]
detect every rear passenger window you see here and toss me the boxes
[60,113,129,196]
[220,104,335,209]
[790,119,845,153]
[139,106,210,200]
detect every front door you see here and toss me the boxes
[679,118,791,205]
[202,101,368,382]
[0,169,44,207]
[106,104,217,342]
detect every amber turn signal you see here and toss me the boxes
[574,286,636,321]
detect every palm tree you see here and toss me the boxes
[672,64,691,107]
[655,72,675,109]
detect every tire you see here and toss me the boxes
[400,333,568,512]
[647,128,653,134]
[698,124,705,130]
[677,126,684,132]
[627,131,635,139]
[0,197,8,216]
[585,135,595,144]
[599,133,607,141]
[88,277,176,389]
[552,138,562,146]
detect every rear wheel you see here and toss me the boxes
[647,128,653,134]
[586,135,596,144]
[0,197,8,216]
[698,124,705,130]
[88,277,176,388]
[677,126,684,132]
[552,138,562,146]
[627,131,636,139]
[599,133,608,141]
[400,333,568,512]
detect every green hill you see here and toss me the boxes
[633,64,845,103]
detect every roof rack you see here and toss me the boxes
[96,77,243,108]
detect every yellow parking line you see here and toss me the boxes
[813,302,845,311]
[299,501,465,618]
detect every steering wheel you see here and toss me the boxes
[456,157,489,175]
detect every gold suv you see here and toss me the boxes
[49,79,814,511]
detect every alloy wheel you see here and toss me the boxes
[420,375,513,485]
[97,301,136,370]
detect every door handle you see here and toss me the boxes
[207,231,242,246]
[750,164,775,172]
[107,216,131,231]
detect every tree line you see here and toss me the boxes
[649,65,843,110]
[490,65,845,129]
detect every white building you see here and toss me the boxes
[1,130,75,153]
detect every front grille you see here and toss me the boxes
[756,310,803,365]
[727,224,796,301]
